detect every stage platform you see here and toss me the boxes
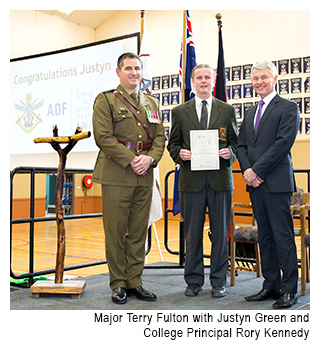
[10,264,310,310]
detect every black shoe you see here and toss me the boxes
[185,283,202,297]
[127,286,157,301]
[245,288,281,302]
[211,286,226,298]
[273,293,298,309]
[111,287,127,304]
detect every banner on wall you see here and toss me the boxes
[10,34,139,154]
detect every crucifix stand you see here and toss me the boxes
[30,125,91,298]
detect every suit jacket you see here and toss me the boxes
[237,94,299,193]
[167,97,238,192]
[92,84,165,187]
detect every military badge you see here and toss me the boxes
[146,110,161,124]
[219,127,227,141]
[15,93,43,133]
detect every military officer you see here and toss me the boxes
[92,52,165,304]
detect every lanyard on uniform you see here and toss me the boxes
[113,90,154,142]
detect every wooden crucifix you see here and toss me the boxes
[30,125,91,298]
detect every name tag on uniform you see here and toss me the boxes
[146,110,161,124]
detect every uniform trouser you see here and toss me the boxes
[250,188,298,294]
[180,179,232,287]
[101,185,152,290]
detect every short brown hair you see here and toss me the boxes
[117,52,141,69]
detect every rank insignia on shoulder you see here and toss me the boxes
[146,110,161,124]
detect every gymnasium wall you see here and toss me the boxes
[10,10,310,219]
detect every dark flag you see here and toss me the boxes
[213,14,227,102]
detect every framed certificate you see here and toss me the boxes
[190,130,220,171]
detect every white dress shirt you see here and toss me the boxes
[254,91,277,127]
[195,95,213,128]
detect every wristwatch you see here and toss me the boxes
[149,156,157,168]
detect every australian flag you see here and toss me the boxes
[179,10,197,102]
[173,10,197,216]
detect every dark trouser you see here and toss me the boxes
[102,185,152,290]
[250,188,298,294]
[180,179,232,287]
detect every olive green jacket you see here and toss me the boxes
[92,84,165,187]
[167,97,238,192]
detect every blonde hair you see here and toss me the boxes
[191,64,215,79]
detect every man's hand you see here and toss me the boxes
[243,168,264,188]
[130,155,152,176]
[179,149,192,161]
[218,148,231,160]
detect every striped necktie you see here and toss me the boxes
[200,100,208,129]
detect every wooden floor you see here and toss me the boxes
[11,217,302,279]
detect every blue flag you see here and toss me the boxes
[179,10,197,102]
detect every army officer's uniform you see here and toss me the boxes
[92,84,165,290]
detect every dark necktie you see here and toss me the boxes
[200,100,208,129]
[254,100,265,135]
[131,92,139,106]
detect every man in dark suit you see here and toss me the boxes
[237,60,300,308]
[167,64,238,298]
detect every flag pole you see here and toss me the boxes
[181,10,187,103]
[214,12,227,102]
[216,12,222,31]
[140,10,145,46]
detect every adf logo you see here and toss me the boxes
[15,93,43,133]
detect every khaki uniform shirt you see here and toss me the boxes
[92,84,165,187]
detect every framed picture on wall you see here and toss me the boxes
[278,79,289,95]
[243,83,253,98]
[303,57,310,73]
[305,118,310,134]
[291,97,302,113]
[162,75,170,89]
[242,64,252,80]
[171,91,179,105]
[232,85,242,99]
[278,59,289,75]
[232,66,241,81]
[290,58,302,74]
[232,103,242,120]
[304,77,310,93]
[171,74,179,88]
[304,97,310,114]
[291,78,302,94]
[152,77,160,90]
[225,67,230,82]
[161,109,170,123]
[162,92,170,106]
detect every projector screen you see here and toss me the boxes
[10,33,139,154]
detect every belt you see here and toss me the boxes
[119,140,152,152]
